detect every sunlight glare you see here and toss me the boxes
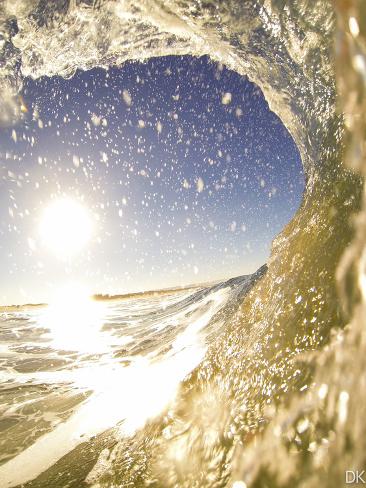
[39,198,92,258]
[42,284,107,352]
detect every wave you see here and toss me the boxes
[0,269,265,486]
[0,1,365,487]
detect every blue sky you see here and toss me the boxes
[0,55,304,305]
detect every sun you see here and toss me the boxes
[39,198,93,258]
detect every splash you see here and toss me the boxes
[0,1,365,487]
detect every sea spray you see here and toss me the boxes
[0,1,365,487]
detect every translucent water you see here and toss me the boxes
[1,1,366,486]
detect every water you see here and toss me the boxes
[1,0,366,487]
[0,270,266,486]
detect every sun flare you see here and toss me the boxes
[39,198,92,258]
[43,284,107,352]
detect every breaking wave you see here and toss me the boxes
[0,0,366,486]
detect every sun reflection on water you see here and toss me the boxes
[41,284,108,353]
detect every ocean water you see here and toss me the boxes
[0,270,266,487]
[1,1,366,487]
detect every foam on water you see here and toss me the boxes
[0,273,261,487]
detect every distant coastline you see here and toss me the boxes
[0,282,206,312]
[0,303,47,312]
[92,283,203,302]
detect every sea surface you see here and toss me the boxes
[0,269,266,487]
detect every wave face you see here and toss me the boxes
[0,1,366,487]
